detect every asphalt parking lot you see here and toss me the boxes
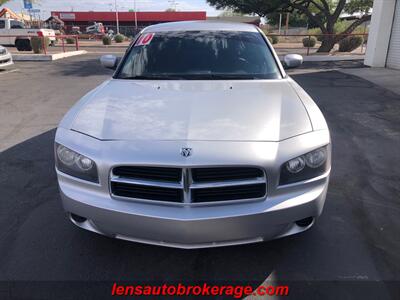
[0,55,399,299]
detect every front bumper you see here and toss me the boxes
[60,175,328,249]
[61,179,327,249]
[56,128,331,249]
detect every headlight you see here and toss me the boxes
[55,143,98,183]
[286,156,306,173]
[280,146,329,185]
[305,147,326,168]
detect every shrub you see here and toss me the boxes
[270,35,279,44]
[102,35,112,45]
[114,34,125,43]
[338,36,363,52]
[65,37,75,44]
[308,28,323,41]
[30,36,50,54]
[267,36,273,44]
[302,36,316,47]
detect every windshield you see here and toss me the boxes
[117,31,281,80]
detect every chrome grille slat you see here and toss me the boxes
[111,176,183,189]
[190,177,265,189]
[110,166,267,204]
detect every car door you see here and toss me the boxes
[10,20,29,45]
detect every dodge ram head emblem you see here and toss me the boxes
[180,148,192,157]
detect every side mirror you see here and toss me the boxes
[100,55,118,70]
[283,54,303,69]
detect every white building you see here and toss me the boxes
[365,0,400,69]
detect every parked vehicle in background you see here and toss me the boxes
[0,45,13,68]
[0,18,56,51]
[85,22,105,34]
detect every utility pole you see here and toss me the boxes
[114,0,120,34]
[134,0,138,31]
[285,13,290,35]
[278,13,282,34]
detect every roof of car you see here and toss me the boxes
[142,21,259,33]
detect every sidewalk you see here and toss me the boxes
[302,55,365,62]
[12,50,88,61]
[340,67,400,95]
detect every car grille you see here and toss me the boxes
[192,184,266,203]
[111,182,183,202]
[110,166,266,204]
[192,167,264,182]
[113,166,181,182]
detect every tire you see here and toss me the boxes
[15,39,32,51]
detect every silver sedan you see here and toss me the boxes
[0,46,13,69]
[55,21,331,249]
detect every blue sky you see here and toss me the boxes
[1,0,222,18]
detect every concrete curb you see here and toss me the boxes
[303,55,365,62]
[12,50,88,61]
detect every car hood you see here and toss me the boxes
[70,79,312,142]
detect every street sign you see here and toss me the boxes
[23,0,33,10]
[29,9,41,13]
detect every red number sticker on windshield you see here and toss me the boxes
[135,33,155,46]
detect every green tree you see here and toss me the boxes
[207,0,373,52]
[219,10,244,17]
[268,11,309,27]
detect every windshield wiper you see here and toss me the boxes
[209,74,262,80]
[178,74,264,80]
